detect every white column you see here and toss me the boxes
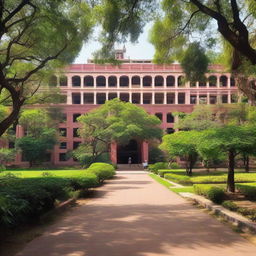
[175,76,179,88]
[196,81,199,88]
[227,76,231,88]
[129,92,132,103]
[106,76,109,88]
[217,75,220,88]
[207,92,210,105]
[140,77,143,89]
[152,76,155,88]
[164,92,167,104]
[67,76,72,88]
[117,91,120,100]
[186,92,190,104]
[206,77,210,88]
[228,92,231,103]
[81,92,84,105]
[106,92,109,101]
[152,93,155,104]
[163,76,167,88]
[93,76,96,88]
[197,92,200,105]
[175,92,178,104]
[94,93,97,105]
[67,91,72,105]
[117,76,120,89]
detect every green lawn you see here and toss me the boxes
[0,169,87,178]
[149,173,194,193]
[163,170,256,185]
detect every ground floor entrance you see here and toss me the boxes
[111,140,148,164]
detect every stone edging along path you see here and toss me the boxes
[154,174,256,234]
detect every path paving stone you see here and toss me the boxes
[17,173,256,256]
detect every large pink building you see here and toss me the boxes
[13,50,239,166]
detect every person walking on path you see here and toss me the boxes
[128,156,132,167]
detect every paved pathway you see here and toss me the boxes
[17,173,256,256]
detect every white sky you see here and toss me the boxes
[74,23,155,64]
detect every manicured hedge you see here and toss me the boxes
[148,162,168,174]
[236,183,256,201]
[87,162,115,183]
[164,172,192,185]
[0,172,99,228]
[193,184,226,204]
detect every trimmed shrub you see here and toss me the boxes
[158,170,174,177]
[164,173,192,185]
[194,184,225,204]
[222,201,239,211]
[87,162,115,183]
[236,183,256,201]
[148,162,168,174]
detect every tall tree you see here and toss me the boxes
[0,0,94,136]
[77,98,162,165]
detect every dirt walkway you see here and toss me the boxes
[16,172,256,256]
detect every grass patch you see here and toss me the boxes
[149,173,173,188]
[170,187,194,194]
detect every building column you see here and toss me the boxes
[185,92,190,104]
[164,92,167,104]
[93,76,96,88]
[67,91,72,105]
[163,76,167,88]
[175,92,178,104]
[94,93,97,105]
[106,76,109,88]
[117,76,120,89]
[207,92,210,105]
[152,76,155,88]
[106,92,109,101]
[67,76,72,88]
[140,77,143,89]
[175,76,178,88]
[80,92,84,105]
[141,141,149,163]
[152,93,155,104]
[129,92,132,103]
[227,75,231,88]
[110,142,117,164]
[228,92,231,103]
[197,92,200,105]
[217,75,220,88]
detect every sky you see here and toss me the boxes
[74,23,155,64]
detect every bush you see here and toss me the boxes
[222,201,239,211]
[87,162,115,183]
[194,184,225,204]
[158,170,174,177]
[148,162,168,174]
[236,183,256,201]
[0,172,99,228]
[169,162,180,169]
[164,172,192,185]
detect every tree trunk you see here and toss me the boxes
[245,155,250,172]
[227,150,235,192]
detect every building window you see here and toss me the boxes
[109,93,117,101]
[190,81,196,87]
[190,95,197,104]
[120,76,129,87]
[210,95,217,104]
[222,95,228,103]
[166,76,175,87]
[84,93,94,104]
[155,93,164,104]
[132,93,140,104]
[73,141,81,150]
[59,128,67,137]
[167,113,174,123]
[59,142,67,149]
[155,76,164,87]
[231,77,236,87]
[199,81,206,87]
[108,76,117,87]
[73,113,81,122]
[209,76,217,87]
[178,76,185,87]
[84,76,94,87]
[59,76,67,86]
[143,76,152,87]
[155,113,163,121]
[73,128,79,138]
[166,128,175,134]
[96,93,106,104]
[167,93,175,104]
[120,93,129,102]
[220,76,228,87]
[178,93,185,104]
[143,93,152,104]
[96,76,106,87]
[72,76,81,87]
[59,153,67,162]
[131,76,140,87]
[199,95,207,104]
[72,93,81,104]
[49,75,57,87]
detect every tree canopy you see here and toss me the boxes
[76,98,162,164]
[0,0,94,136]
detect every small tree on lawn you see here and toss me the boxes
[197,125,256,192]
[77,99,162,166]
[15,109,57,167]
[160,131,200,175]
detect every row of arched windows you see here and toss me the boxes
[49,75,236,88]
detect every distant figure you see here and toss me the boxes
[128,157,132,167]
[143,160,148,169]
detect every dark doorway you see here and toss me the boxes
[117,140,140,164]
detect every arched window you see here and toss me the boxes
[84,76,94,87]
[209,76,217,87]
[108,76,117,87]
[120,76,129,87]
[131,76,140,86]
[96,76,106,87]
[72,76,81,87]
[155,76,164,87]
[178,76,185,87]
[143,76,152,87]
[166,76,175,87]
[231,76,236,87]
[220,75,228,87]
[49,75,57,87]
[59,76,67,86]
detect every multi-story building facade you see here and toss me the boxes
[12,50,239,166]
